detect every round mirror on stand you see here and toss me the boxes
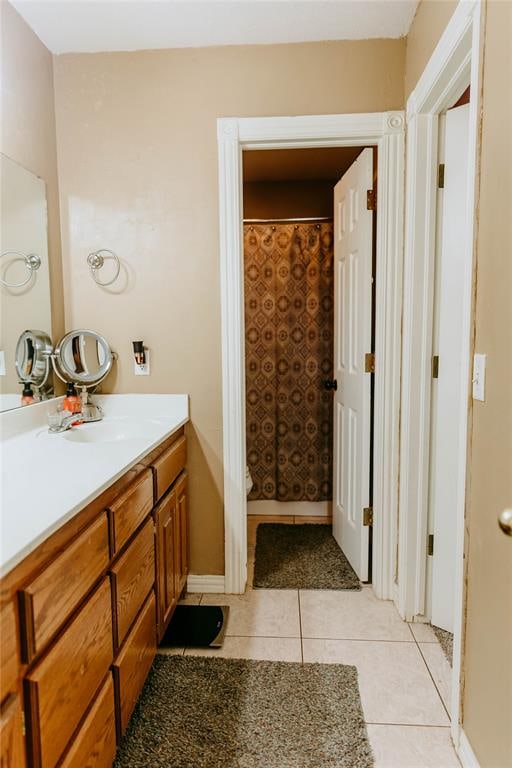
[15,329,53,396]
[53,329,114,387]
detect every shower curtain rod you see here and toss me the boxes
[243,216,333,223]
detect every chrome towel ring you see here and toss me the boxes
[87,249,120,286]
[0,251,41,288]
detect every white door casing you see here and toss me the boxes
[332,148,373,581]
[429,104,470,632]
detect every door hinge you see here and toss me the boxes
[438,164,445,189]
[432,355,439,379]
[363,507,373,527]
[365,352,375,373]
[427,534,434,556]
[367,189,376,211]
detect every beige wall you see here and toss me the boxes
[53,38,405,574]
[405,0,458,97]
[462,2,512,764]
[407,1,512,764]
[0,2,64,346]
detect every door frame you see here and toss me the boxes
[397,0,483,749]
[218,111,405,598]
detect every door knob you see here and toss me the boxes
[498,509,512,537]
[324,379,338,391]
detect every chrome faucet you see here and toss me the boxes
[48,411,82,433]
[79,387,103,422]
[47,388,104,433]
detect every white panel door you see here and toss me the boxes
[430,104,470,632]
[332,148,373,581]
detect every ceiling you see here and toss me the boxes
[10,0,419,55]
[243,147,364,182]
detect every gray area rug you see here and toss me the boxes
[115,656,373,768]
[432,625,453,665]
[253,524,361,590]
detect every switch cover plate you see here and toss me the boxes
[472,353,486,401]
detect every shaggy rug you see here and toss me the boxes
[432,625,453,665]
[115,656,373,768]
[253,524,360,590]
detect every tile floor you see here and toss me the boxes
[160,516,459,768]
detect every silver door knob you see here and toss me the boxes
[498,509,512,537]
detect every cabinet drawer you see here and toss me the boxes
[60,675,116,768]
[0,694,25,768]
[152,436,187,502]
[19,514,109,660]
[25,579,113,768]
[109,470,153,554]
[0,602,19,703]
[112,592,156,739]
[110,518,155,649]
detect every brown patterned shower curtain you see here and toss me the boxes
[244,222,334,502]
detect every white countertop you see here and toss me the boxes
[0,394,189,577]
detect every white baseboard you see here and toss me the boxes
[458,729,480,768]
[187,574,225,593]
[247,500,332,517]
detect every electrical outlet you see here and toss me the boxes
[472,353,486,401]
[134,351,150,376]
[0,351,5,376]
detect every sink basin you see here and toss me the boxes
[61,418,165,444]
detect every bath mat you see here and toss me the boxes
[432,625,453,665]
[253,523,360,590]
[115,656,374,768]
[160,605,229,648]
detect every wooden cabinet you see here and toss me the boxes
[112,592,156,739]
[110,518,155,649]
[0,694,25,768]
[154,490,178,641]
[19,514,110,661]
[0,602,19,704]
[108,470,153,554]
[175,472,189,597]
[152,436,187,502]
[25,579,113,768]
[59,676,116,768]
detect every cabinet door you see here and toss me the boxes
[175,473,189,596]
[154,491,177,641]
[0,695,26,768]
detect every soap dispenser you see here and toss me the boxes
[21,383,35,406]
[63,382,81,415]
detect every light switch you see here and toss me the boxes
[0,351,5,376]
[472,353,486,401]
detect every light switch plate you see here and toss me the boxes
[472,353,486,401]
[134,351,150,376]
[0,351,5,376]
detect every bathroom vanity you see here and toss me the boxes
[0,394,189,767]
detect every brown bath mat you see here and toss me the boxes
[253,523,361,590]
[115,656,373,768]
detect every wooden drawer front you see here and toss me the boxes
[176,472,189,595]
[0,694,26,768]
[109,470,153,554]
[19,514,109,660]
[0,602,19,704]
[152,436,187,502]
[60,675,116,768]
[112,592,156,739]
[111,518,155,649]
[25,579,113,768]
[154,491,177,642]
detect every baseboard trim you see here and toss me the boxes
[187,574,225,593]
[247,500,332,517]
[458,729,480,768]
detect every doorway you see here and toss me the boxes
[217,111,404,597]
[242,146,375,586]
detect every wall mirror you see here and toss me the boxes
[0,154,54,412]
[53,330,114,388]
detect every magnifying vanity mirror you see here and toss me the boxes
[15,329,53,392]
[53,330,114,388]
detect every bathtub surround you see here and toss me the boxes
[114,656,373,768]
[244,222,334,502]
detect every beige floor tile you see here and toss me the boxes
[366,724,460,767]
[300,588,414,641]
[178,593,202,605]
[247,515,294,546]
[302,639,449,725]
[409,622,437,642]
[419,642,452,712]
[184,635,302,662]
[201,590,300,638]
[157,647,185,656]
[294,516,332,524]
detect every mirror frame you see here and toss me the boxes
[15,329,53,389]
[53,329,114,387]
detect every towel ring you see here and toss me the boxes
[0,251,41,288]
[87,249,120,286]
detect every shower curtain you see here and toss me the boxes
[244,222,334,502]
